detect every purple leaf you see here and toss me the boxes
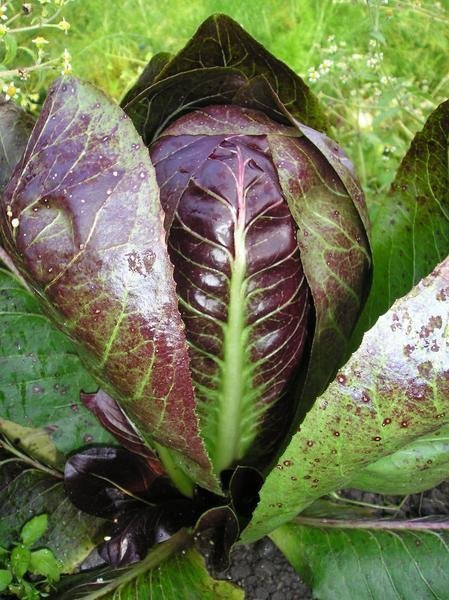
[80,389,164,475]
[0,77,219,493]
[195,505,239,571]
[151,105,311,472]
[64,447,171,517]
[100,500,198,567]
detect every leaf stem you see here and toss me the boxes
[294,516,449,530]
[154,443,194,498]
[0,436,63,480]
[329,491,404,512]
[0,59,57,80]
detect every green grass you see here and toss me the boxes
[4,0,449,201]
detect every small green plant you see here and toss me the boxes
[0,0,73,113]
[0,514,61,599]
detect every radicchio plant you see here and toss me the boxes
[1,14,449,600]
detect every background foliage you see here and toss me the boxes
[3,0,449,201]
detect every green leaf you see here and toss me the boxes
[0,98,33,195]
[353,100,449,347]
[0,470,104,573]
[242,255,449,543]
[0,569,12,592]
[2,34,17,64]
[0,268,114,456]
[271,519,449,600]
[21,514,48,547]
[11,544,31,579]
[29,548,61,582]
[348,423,449,495]
[54,530,243,599]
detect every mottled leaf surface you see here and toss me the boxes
[0,469,104,572]
[353,99,449,347]
[0,99,33,194]
[270,134,370,408]
[272,519,449,600]
[54,530,243,600]
[0,268,113,454]
[349,423,449,495]
[0,77,218,492]
[151,106,310,472]
[243,256,449,542]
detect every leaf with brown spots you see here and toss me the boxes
[348,422,449,495]
[243,255,449,542]
[0,77,219,493]
[352,99,449,350]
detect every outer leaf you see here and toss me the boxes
[242,255,449,543]
[123,67,246,145]
[269,133,370,408]
[0,469,104,573]
[0,418,65,469]
[0,77,218,493]
[156,14,328,132]
[120,52,172,107]
[122,14,329,144]
[0,98,33,194]
[0,268,113,455]
[348,423,449,495]
[271,519,449,600]
[354,99,449,345]
[54,530,243,600]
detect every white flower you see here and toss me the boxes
[307,67,320,82]
[357,111,373,130]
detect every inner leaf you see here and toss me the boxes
[151,106,310,473]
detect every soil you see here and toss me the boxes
[213,480,449,599]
